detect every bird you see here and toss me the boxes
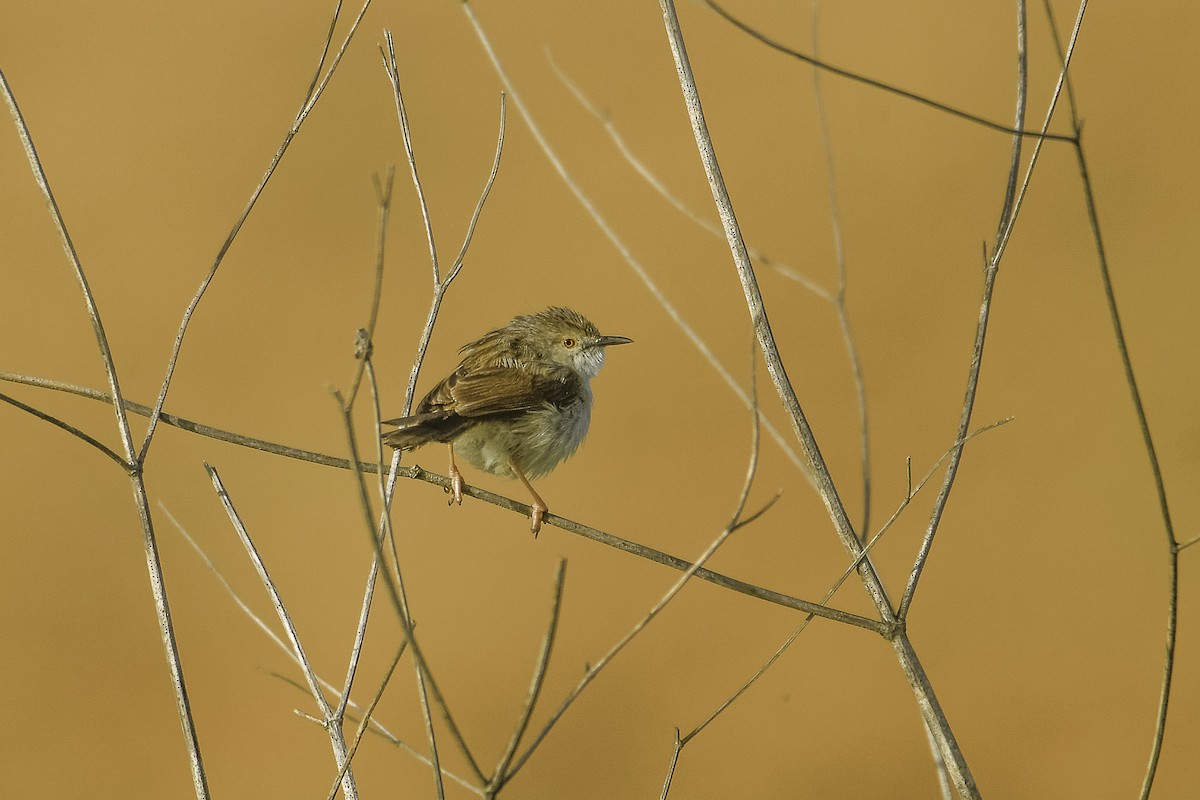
[383,306,632,535]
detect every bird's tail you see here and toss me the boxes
[381,411,467,450]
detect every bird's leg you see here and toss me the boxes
[508,459,548,537]
[447,444,464,506]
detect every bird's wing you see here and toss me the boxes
[442,364,583,417]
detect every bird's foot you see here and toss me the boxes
[448,463,465,506]
[529,500,548,538]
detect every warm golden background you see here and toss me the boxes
[2,1,1197,798]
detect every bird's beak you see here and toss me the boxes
[593,335,633,348]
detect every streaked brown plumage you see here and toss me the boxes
[383,307,631,534]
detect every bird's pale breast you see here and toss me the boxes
[453,389,593,479]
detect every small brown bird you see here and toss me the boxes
[383,307,632,535]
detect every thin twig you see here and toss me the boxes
[162,504,302,663]
[335,176,397,725]
[303,0,345,102]
[484,491,874,630]
[808,7,871,538]
[488,560,568,796]
[375,400,450,800]
[994,7,1083,263]
[659,729,684,800]
[448,93,507,277]
[703,0,1074,143]
[324,639,409,800]
[332,402,384,729]
[825,420,1015,619]
[0,391,128,468]
[128,479,210,798]
[382,31,441,284]
[346,166,396,407]
[898,0,1081,621]
[137,0,374,463]
[329,364,391,780]
[656,0,894,623]
[1041,3,1177,796]
[205,464,359,800]
[547,48,876,519]
[994,0,1028,248]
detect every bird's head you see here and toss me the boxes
[519,306,632,379]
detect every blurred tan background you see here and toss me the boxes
[2,1,1197,797]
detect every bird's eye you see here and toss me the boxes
[562,337,577,348]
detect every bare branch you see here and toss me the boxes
[993,0,1029,247]
[449,93,507,277]
[0,371,385,472]
[0,391,128,468]
[381,31,441,283]
[345,166,396,408]
[658,729,684,800]
[1,366,883,630]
